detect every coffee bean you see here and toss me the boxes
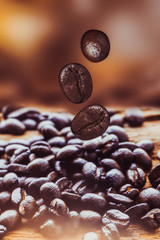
[119,184,139,201]
[30,141,51,157]
[47,171,58,182]
[137,140,154,153]
[68,211,79,230]
[50,198,69,216]
[67,138,83,146]
[101,223,120,240]
[102,209,130,230]
[55,177,70,191]
[5,144,27,156]
[37,120,55,131]
[32,204,48,226]
[0,140,7,148]
[80,210,102,227]
[0,225,7,239]
[27,159,50,177]
[7,107,40,120]
[101,159,120,172]
[141,208,160,230]
[59,63,92,104]
[71,158,88,172]
[101,134,119,155]
[0,210,20,229]
[28,136,44,145]
[82,162,100,183]
[56,145,81,161]
[81,193,107,213]
[107,192,133,208]
[126,164,146,189]
[11,187,26,208]
[0,191,11,209]
[40,219,62,237]
[82,232,100,240]
[48,136,66,147]
[81,29,110,62]
[41,125,59,139]
[49,113,71,130]
[71,105,110,140]
[133,148,152,171]
[105,169,125,190]
[62,192,81,210]
[110,114,124,127]
[3,173,19,191]
[138,188,160,208]
[107,126,129,142]
[149,163,160,188]
[118,142,138,151]
[125,108,144,127]
[28,177,49,199]
[10,147,30,164]
[0,119,26,135]
[22,119,37,130]
[40,182,61,204]
[82,137,102,151]
[125,203,149,222]
[2,104,22,119]
[111,148,133,170]
[19,195,37,218]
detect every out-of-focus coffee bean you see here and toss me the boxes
[49,112,71,130]
[50,198,69,217]
[105,169,125,190]
[82,137,102,151]
[107,192,133,208]
[37,120,55,131]
[82,162,100,183]
[22,119,37,130]
[40,182,61,205]
[0,225,7,239]
[5,144,27,157]
[11,187,26,208]
[32,204,48,226]
[0,119,26,135]
[40,219,62,237]
[2,104,22,119]
[10,147,30,164]
[126,164,146,189]
[133,148,152,171]
[8,164,27,176]
[141,208,160,230]
[3,173,19,191]
[101,134,119,155]
[125,108,144,127]
[55,177,70,191]
[19,195,37,218]
[107,126,129,142]
[28,136,44,145]
[119,184,139,201]
[111,148,133,169]
[67,138,83,145]
[82,232,100,240]
[149,163,160,188]
[0,191,11,209]
[125,203,149,222]
[110,114,124,127]
[101,159,120,172]
[56,145,81,161]
[101,223,120,240]
[68,211,79,230]
[62,192,81,210]
[48,136,66,147]
[81,193,107,213]
[47,171,58,182]
[138,188,160,208]
[27,158,50,177]
[0,210,20,230]
[30,141,51,157]
[118,142,138,151]
[7,107,40,120]
[137,140,154,153]
[80,210,102,227]
[71,158,88,172]
[41,125,59,139]
[28,177,49,199]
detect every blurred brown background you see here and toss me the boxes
[0,0,160,110]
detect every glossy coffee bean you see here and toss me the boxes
[126,164,146,189]
[133,148,152,171]
[118,142,138,151]
[50,198,69,216]
[119,184,139,201]
[71,105,110,140]
[22,118,37,130]
[5,144,27,156]
[138,188,160,208]
[101,134,119,155]
[80,210,101,227]
[49,112,72,130]
[28,177,49,199]
[72,179,97,195]
[125,108,144,127]
[32,204,48,226]
[0,119,26,135]
[125,203,149,222]
[27,158,50,177]
[111,148,133,169]
[19,195,37,218]
[82,232,100,240]
[41,125,59,139]
[55,177,70,191]
[82,162,100,183]
[0,191,11,209]
[48,136,66,147]
[7,107,40,120]
[59,63,92,104]
[2,104,22,119]
[40,182,61,204]
[100,159,120,172]
[62,192,81,210]
[141,208,160,230]
[81,29,110,62]
[11,187,26,208]
[137,140,154,153]
[81,193,107,213]
[10,147,30,164]
[107,126,129,142]
[0,210,20,230]
[0,225,7,239]
[148,163,160,188]
[3,173,19,191]
[105,169,125,190]
[102,209,130,230]
[30,141,51,157]
[40,219,62,237]
[107,192,133,208]
[110,114,124,127]
[8,164,27,176]
[101,223,120,240]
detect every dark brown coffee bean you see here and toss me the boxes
[126,164,146,189]
[28,136,44,145]
[8,164,27,176]
[102,209,130,230]
[2,104,22,119]
[71,105,110,140]
[0,191,11,209]
[106,169,125,190]
[141,208,160,230]
[101,134,119,155]
[82,232,100,240]
[28,177,49,199]
[59,63,92,104]
[119,184,139,201]
[11,187,26,208]
[22,118,37,130]
[107,126,129,142]
[124,203,149,222]
[110,114,124,127]
[27,158,50,177]
[10,147,30,164]
[0,140,7,148]
[47,171,58,182]
[40,219,62,237]
[107,192,133,208]
[8,138,29,147]
[49,113,71,130]
[40,182,61,204]
[3,173,19,191]
[32,204,48,226]
[81,29,110,62]
[71,158,88,172]
[37,120,55,131]
[0,225,7,239]
[0,210,20,230]
[5,144,27,156]
[55,177,70,191]
[67,138,83,145]
[82,137,102,151]
[137,140,154,153]
[133,148,152,171]
[101,159,120,172]
[0,119,26,135]
[118,142,138,151]
[48,136,66,147]
[72,179,97,195]
[19,195,37,218]
[82,162,100,183]
[125,108,144,127]
[50,198,69,216]
[80,210,101,227]
[62,192,81,210]
[81,193,107,213]
[138,188,160,208]
[149,163,160,188]
[41,125,59,139]
[30,141,51,157]
[7,107,40,120]
[101,223,120,240]
[111,148,133,169]
[56,145,81,161]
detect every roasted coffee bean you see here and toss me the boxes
[82,162,100,183]
[0,140,7,148]
[107,126,129,142]
[55,177,70,191]
[60,126,71,136]
[2,104,22,119]
[149,163,160,187]
[36,198,44,207]
[0,225,7,239]
[133,148,152,171]
[106,169,125,190]
[101,223,120,240]
[82,137,102,151]
[5,144,27,157]
[110,114,124,127]
[80,210,101,227]
[0,191,11,209]
[47,171,58,182]
[83,151,99,162]
[107,192,133,208]
[67,138,83,145]
[3,172,19,191]
[10,147,30,164]
[28,177,49,199]
[81,193,107,213]
[62,192,81,210]
[101,159,120,172]
[27,158,50,177]
[49,112,72,130]
[0,170,8,177]
[50,198,69,216]
[118,142,138,151]
[72,180,97,195]
[19,195,37,218]
[81,29,110,62]
[30,141,51,156]
[48,136,66,147]
[32,204,48,226]
[82,232,100,240]
[102,209,130,230]
[68,211,79,230]
[137,140,154,153]
[7,107,40,120]
[11,187,26,208]
[126,164,146,189]
[0,119,26,135]
[71,158,88,172]
[138,188,160,208]
[101,134,119,155]
[71,105,110,140]
[125,203,149,222]
[8,139,29,147]
[125,108,144,127]
[56,145,81,161]
[41,125,59,139]
[28,136,44,145]
[44,155,55,168]
[40,219,62,237]
[0,210,20,230]
[37,120,55,131]
[40,182,61,204]
[111,148,133,169]
[22,119,37,130]
[59,63,92,104]
[141,208,160,230]
[119,184,139,201]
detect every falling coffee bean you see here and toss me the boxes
[71,105,110,140]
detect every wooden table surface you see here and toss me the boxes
[1,106,160,240]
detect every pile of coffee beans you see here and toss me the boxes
[0,105,160,239]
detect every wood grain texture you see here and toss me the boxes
[2,106,160,240]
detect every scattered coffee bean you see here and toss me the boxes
[141,208,160,230]
[133,148,152,171]
[19,195,37,218]
[125,108,144,127]
[50,198,69,217]
[81,193,107,213]
[40,182,61,204]
[126,163,146,189]
[107,126,129,142]
[105,169,125,190]
[125,203,149,222]
[0,210,20,230]
[148,163,160,188]
[138,188,160,208]
[137,140,154,153]
[80,210,101,227]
